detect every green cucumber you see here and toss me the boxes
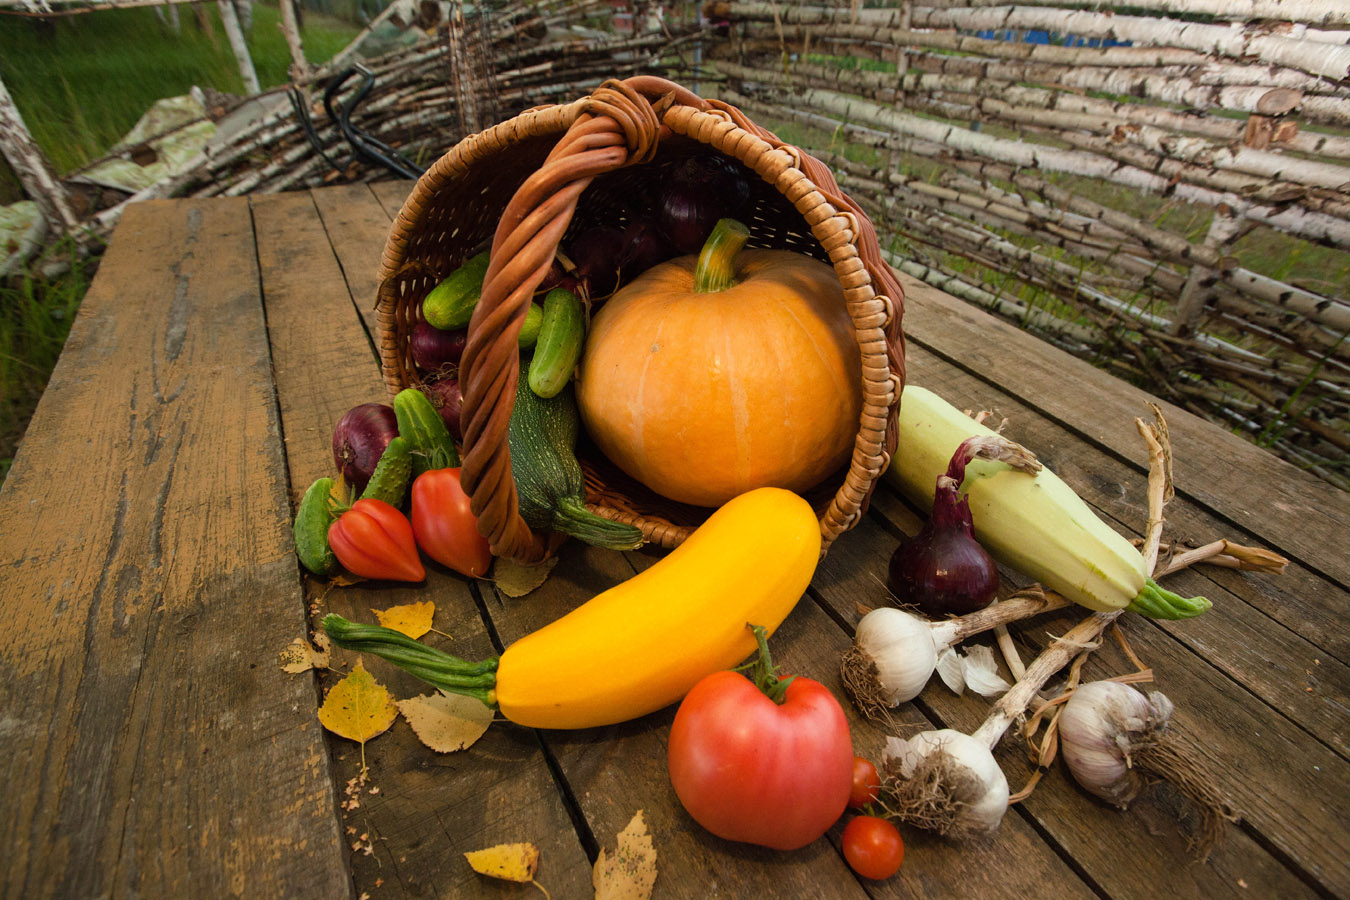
[509,356,644,550]
[528,288,586,399]
[518,302,544,348]
[294,477,340,576]
[359,436,413,506]
[423,250,491,330]
[394,388,459,476]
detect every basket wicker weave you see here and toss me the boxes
[376,76,905,564]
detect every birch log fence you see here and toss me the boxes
[703,0,1350,488]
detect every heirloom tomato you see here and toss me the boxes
[410,468,492,578]
[328,498,425,582]
[667,626,853,851]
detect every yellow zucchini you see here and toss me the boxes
[323,487,821,728]
[887,385,1208,619]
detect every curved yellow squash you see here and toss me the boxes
[494,487,821,729]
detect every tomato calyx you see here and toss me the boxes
[737,624,798,705]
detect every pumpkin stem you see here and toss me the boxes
[694,218,750,293]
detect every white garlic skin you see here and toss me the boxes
[887,729,1010,834]
[855,607,939,705]
[1059,680,1174,807]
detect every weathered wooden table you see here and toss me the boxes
[2,183,1346,900]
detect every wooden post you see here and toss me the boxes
[216,0,260,95]
[0,71,78,233]
[277,0,308,83]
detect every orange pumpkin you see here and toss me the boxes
[576,220,862,508]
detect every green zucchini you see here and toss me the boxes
[528,288,586,399]
[394,388,459,476]
[509,356,644,550]
[423,250,491,330]
[359,436,413,506]
[294,477,340,576]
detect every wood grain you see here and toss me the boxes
[898,272,1350,590]
[255,187,596,899]
[0,198,351,899]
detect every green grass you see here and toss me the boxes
[0,2,359,179]
[0,237,98,481]
[0,2,359,483]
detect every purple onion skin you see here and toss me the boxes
[410,319,467,374]
[420,376,463,441]
[568,226,625,298]
[333,402,399,494]
[887,488,999,617]
[618,217,674,279]
[657,156,753,254]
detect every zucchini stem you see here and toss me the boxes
[552,497,644,550]
[322,614,500,708]
[694,218,750,293]
[1126,579,1211,620]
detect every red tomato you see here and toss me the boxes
[667,669,854,851]
[849,756,881,809]
[409,468,492,578]
[841,815,905,880]
[329,498,425,582]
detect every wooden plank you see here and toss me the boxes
[309,182,392,340]
[896,271,1350,589]
[903,347,1350,756]
[477,541,1097,899]
[817,510,1328,900]
[370,178,416,219]
[252,188,596,899]
[0,197,351,899]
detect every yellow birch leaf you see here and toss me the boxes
[593,810,657,900]
[494,556,559,598]
[279,634,330,674]
[396,691,492,753]
[465,842,540,883]
[318,660,397,745]
[374,600,436,639]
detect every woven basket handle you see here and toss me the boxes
[458,78,685,562]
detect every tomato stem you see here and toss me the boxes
[745,623,795,705]
[322,614,500,709]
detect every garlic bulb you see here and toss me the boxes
[840,607,938,708]
[1059,680,1173,807]
[883,729,1010,836]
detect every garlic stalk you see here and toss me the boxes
[840,589,1069,712]
[1060,680,1237,857]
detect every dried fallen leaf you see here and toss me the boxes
[318,660,397,769]
[593,810,657,900]
[494,556,559,598]
[374,600,436,639]
[397,691,493,752]
[465,842,549,896]
[279,632,331,673]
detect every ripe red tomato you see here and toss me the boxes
[409,468,492,578]
[849,756,881,809]
[667,669,854,851]
[328,498,425,582]
[841,815,905,880]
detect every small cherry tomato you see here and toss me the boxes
[410,468,492,578]
[328,498,425,583]
[848,756,881,809]
[841,815,905,881]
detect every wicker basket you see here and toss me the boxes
[376,76,905,564]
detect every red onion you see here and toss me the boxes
[618,217,673,279]
[333,402,398,493]
[888,435,1040,617]
[567,226,625,298]
[657,155,753,254]
[410,319,467,374]
[420,375,463,441]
